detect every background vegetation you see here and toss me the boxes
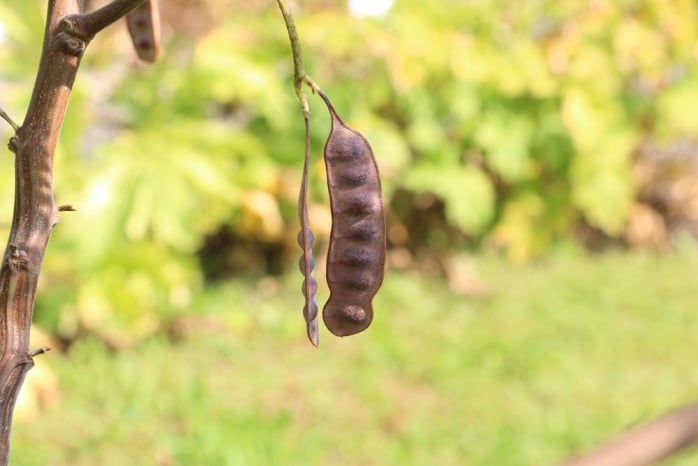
[11,251,698,466]
[0,0,697,464]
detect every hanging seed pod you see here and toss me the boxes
[297,114,319,346]
[126,0,161,62]
[319,91,386,337]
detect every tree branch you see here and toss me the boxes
[0,2,85,463]
[0,0,143,463]
[559,401,698,466]
[70,0,146,40]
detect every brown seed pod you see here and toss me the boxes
[126,0,161,63]
[319,91,386,337]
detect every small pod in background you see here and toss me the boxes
[126,0,161,62]
[319,91,386,337]
[297,115,319,347]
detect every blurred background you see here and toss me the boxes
[0,0,698,464]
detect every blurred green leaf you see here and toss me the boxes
[404,164,495,235]
[656,74,698,136]
[571,130,636,234]
[475,109,533,182]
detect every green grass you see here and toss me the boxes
[10,249,698,465]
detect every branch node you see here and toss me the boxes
[8,137,18,154]
[61,18,76,34]
[57,204,77,212]
[61,34,86,57]
[302,75,321,95]
[6,244,28,272]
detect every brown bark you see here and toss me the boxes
[0,1,145,464]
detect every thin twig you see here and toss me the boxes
[0,110,19,133]
[29,347,51,358]
[71,0,147,39]
[275,0,322,117]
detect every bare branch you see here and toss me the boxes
[559,402,698,466]
[0,0,107,463]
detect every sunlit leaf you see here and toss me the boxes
[475,110,533,182]
[571,131,636,234]
[656,75,698,136]
[404,164,495,235]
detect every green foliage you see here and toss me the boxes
[2,0,698,340]
[404,163,495,234]
[12,252,698,465]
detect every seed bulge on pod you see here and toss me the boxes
[337,246,376,268]
[346,218,382,242]
[325,128,366,163]
[338,168,372,188]
[342,192,380,216]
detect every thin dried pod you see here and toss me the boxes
[297,114,319,347]
[126,0,161,62]
[319,91,386,337]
